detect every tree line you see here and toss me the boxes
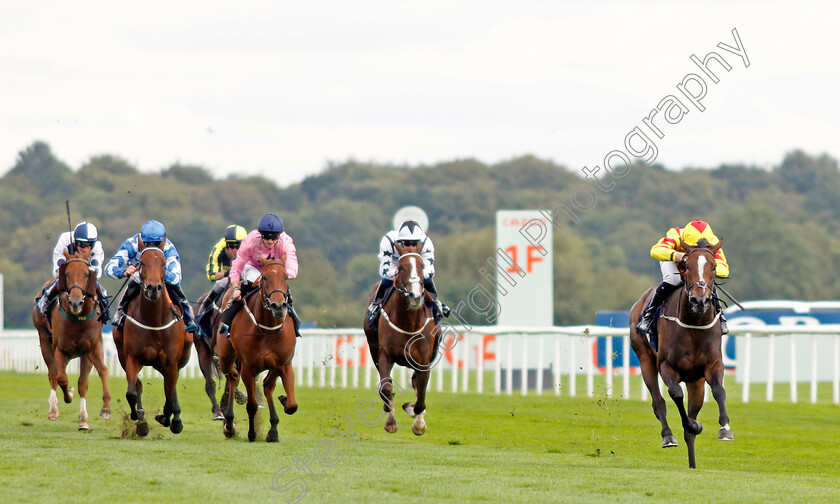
[2,141,839,329]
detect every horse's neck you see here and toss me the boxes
[389,295,428,329]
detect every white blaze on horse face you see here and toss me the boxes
[409,256,422,298]
[697,255,708,282]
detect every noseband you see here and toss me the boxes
[138,247,165,294]
[258,261,289,312]
[60,258,95,301]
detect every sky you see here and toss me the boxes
[2,1,838,188]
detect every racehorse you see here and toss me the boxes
[112,245,192,437]
[629,238,733,468]
[32,248,111,430]
[193,290,248,421]
[217,255,298,442]
[364,242,439,436]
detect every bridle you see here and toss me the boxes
[681,248,716,304]
[60,257,96,301]
[138,247,167,297]
[239,260,289,335]
[395,253,425,301]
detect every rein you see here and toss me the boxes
[663,247,720,331]
[244,260,288,336]
[383,252,432,335]
[381,309,433,336]
[128,246,182,331]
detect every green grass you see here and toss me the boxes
[2,370,839,503]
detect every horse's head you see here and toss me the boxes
[679,238,722,315]
[258,254,289,319]
[58,249,97,316]
[138,246,166,301]
[394,243,425,310]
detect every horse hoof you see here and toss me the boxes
[402,402,417,418]
[248,431,257,442]
[213,412,225,421]
[266,431,279,443]
[64,386,75,403]
[278,395,298,415]
[411,423,426,436]
[223,424,237,438]
[234,390,248,405]
[718,427,734,441]
[136,421,150,437]
[662,436,679,448]
[384,424,398,433]
[170,419,183,434]
[79,422,90,431]
[155,414,171,427]
[100,409,111,420]
[48,410,60,421]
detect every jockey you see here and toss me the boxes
[104,220,197,333]
[197,224,247,318]
[36,221,111,323]
[220,213,302,337]
[636,219,730,337]
[367,220,450,323]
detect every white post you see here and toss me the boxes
[569,336,577,397]
[833,334,839,405]
[554,336,561,396]
[622,335,630,400]
[810,334,818,404]
[461,332,469,393]
[477,336,484,394]
[790,335,798,403]
[587,337,594,398]
[766,334,775,401]
[451,340,459,393]
[742,332,752,403]
[605,335,613,398]
[536,336,544,396]
[494,336,501,394]
[506,336,513,396]
[521,335,528,396]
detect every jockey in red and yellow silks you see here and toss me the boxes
[636,220,730,337]
[650,220,730,278]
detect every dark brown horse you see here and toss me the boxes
[33,248,111,430]
[218,255,298,442]
[364,244,438,435]
[193,290,248,420]
[113,245,192,437]
[629,239,733,468]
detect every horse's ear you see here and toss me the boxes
[279,253,287,265]
[63,249,71,260]
[258,254,267,266]
[711,238,723,254]
[138,237,146,250]
[395,242,406,255]
[679,238,695,253]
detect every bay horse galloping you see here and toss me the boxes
[218,255,298,442]
[113,246,192,437]
[629,238,733,468]
[364,243,439,436]
[33,248,111,430]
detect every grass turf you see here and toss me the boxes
[1,370,838,503]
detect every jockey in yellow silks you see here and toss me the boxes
[636,220,730,337]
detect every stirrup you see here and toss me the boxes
[367,303,380,322]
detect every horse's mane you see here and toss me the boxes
[695,238,711,249]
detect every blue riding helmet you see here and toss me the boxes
[257,213,284,233]
[140,220,167,242]
[73,222,99,242]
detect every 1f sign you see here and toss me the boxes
[495,210,553,327]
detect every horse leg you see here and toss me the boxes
[196,340,222,420]
[54,350,74,404]
[220,361,239,438]
[376,358,397,433]
[125,358,149,437]
[77,356,92,430]
[264,370,280,442]
[707,362,733,441]
[241,367,259,442]
[47,356,61,421]
[402,371,419,418]
[87,344,111,420]
[409,369,430,436]
[684,380,706,469]
[660,363,702,437]
[277,364,298,415]
[633,341,676,447]
[156,366,183,434]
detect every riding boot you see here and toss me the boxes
[714,293,729,335]
[636,282,680,336]
[114,280,141,330]
[220,281,253,333]
[199,279,228,317]
[167,283,197,333]
[288,304,302,338]
[37,280,59,316]
[424,277,450,318]
[96,284,111,324]
[367,279,393,323]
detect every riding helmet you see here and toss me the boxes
[257,214,284,234]
[140,220,167,242]
[73,222,99,243]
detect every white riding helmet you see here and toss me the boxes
[396,220,425,242]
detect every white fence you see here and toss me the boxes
[2,325,839,404]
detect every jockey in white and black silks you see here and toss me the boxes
[367,220,449,323]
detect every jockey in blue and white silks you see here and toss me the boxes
[105,220,197,333]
